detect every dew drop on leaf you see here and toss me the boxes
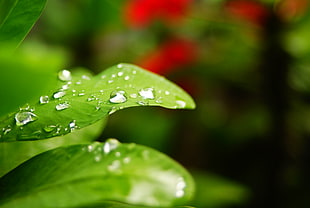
[103,138,120,154]
[69,120,76,130]
[117,64,123,69]
[58,69,72,81]
[55,102,70,111]
[53,91,66,99]
[124,75,130,81]
[117,71,124,76]
[43,125,57,133]
[139,88,155,99]
[15,112,38,126]
[108,160,121,172]
[109,90,127,104]
[176,100,186,108]
[39,96,49,104]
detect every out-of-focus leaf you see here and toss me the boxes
[0,0,47,47]
[0,140,195,208]
[191,170,250,208]
[0,119,106,177]
[0,63,195,142]
[76,200,195,208]
[0,43,66,117]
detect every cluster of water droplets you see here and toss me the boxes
[82,139,134,174]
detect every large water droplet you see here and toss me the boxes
[55,102,70,111]
[39,96,49,104]
[53,91,66,99]
[109,90,127,104]
[139,88,155,99]
[103,138,120,154]
[58,69,72,81]
[15,112,38,126]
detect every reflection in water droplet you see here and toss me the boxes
[139,88,155,99]
[55,102,70,111]
[53,91,66,99]
[58,69,72,81]
[43,125,57,133]
[103,139,120,154]
[108,160,121,172]
[109,91,127,104]
[15,112,38,126]
[176,100,186,108]
[40,96,49,104]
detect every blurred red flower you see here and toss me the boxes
[138,38,197,75]
[224,0,269,26]
[277,0,309,20]
[124,0,192,28]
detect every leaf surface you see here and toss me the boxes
[0,140,195,208]
[0,0,47,47]
[0,63,195,142]
[0,119,106,177]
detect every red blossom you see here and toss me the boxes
[138,38,197,75]
[123,0,192,28]
[224,0,269,26]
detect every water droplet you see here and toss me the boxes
[109,91,127,104]
[139,88,155,99]
[176,100,186,108]
[82,75,91,80]
[103,139,120,154]
[88,144,95,152]
[101,75,106,79]
[75,81,82,85]
[108,107,118,115]
[111,74,116,78]
[99,90,104,93]
[132,70,137,74]
[137,101,147,106]
[61,84,70,90]
[108,80,114,84]
[165,91,170,95]
[39,96,49,104]
[117,71,124,76]
[175,177,186,198]
[124,76,130,81]
[130,93,137,98]
[94,155,102,162]
[117,64,123,69]
[15,112,38,126]
[155,97,163,104]
[123,157,131,164]
[69,120,76,130]
[58,69,72,81]
[43,125,57,133]
[108,160,121,172]
[3,125,12,135]
[53,91,66,99]
[55,102,70,111]
[115,151,121,157]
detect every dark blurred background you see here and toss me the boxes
[26,0,310,207]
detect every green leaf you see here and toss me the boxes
[0,0,47,47]
[0,140,195,208]
[0,63,195,141]
[0,119,106,177]
[191,171,250,208]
